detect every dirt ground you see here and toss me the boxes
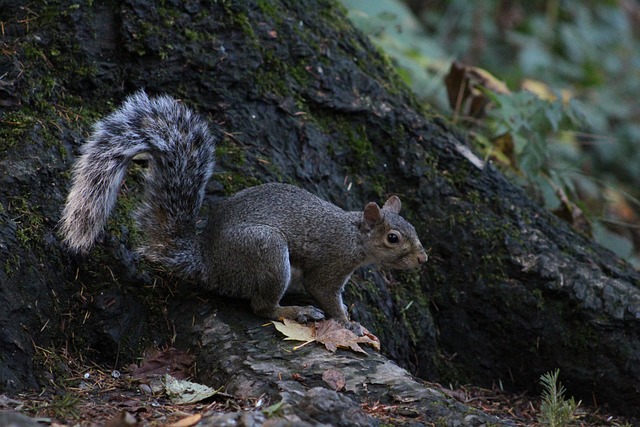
[1,366,636,427]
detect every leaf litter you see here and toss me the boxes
[0,347,252,426]
[271,318,380,354]
[2,343,636,426]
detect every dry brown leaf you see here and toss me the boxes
[444,61,510,119]
[272,319,380,354]
[315,319,380,354]
[131,348,194,382]
[322,369,346,391]
[105,411,137,427]
[168,413,202,427]
[549,178,592,236]
[361,328,381,351]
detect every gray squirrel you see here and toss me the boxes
[60,91,428,333]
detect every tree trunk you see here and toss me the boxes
[0,0,638,422]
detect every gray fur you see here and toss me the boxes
[59,91,215,278]
[202,183,428,327]
[60,93,427,331]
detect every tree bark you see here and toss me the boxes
[0,0,638,422]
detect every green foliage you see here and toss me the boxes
[538,369,580,427]
[483,90,584,178]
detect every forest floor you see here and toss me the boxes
[430,384,637,427]
[1,368,637,427]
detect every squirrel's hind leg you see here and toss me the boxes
[223,225,325,323]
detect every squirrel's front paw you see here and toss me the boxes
[270,305,325,323]
[344,320,364,336]
[295,306,325,323]
[272,305,324,323]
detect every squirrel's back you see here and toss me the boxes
[207,182,356,263]
[59,91,216,277]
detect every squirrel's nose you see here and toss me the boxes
[417,251,428,264]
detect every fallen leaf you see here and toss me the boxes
[132,348,194,382]
[168,413,202,427]
[164,374,218,404]
[322,369,346,391]
[272,319,380,354]
[315,319,380,354]
[361,328,381,352]
[105,411,137,427]
[272,318,315,348]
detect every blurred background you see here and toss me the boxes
[340,0,640,268]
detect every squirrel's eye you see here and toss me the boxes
[387,233,399,244]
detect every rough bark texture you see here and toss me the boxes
[0,0,639,423]
[170,299,509,426]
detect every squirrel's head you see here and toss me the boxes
[362,196,428,269]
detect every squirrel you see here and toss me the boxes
[60,91,428,333]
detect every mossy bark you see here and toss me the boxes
[1,0,639,421]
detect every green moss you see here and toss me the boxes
[215,171,262,195]
[232,11,257,42]
[0,112,31,152]
[396,272,430,346]
[256,0,282,22]
[433,185,522,286]
[219,4,314,99]
[4,254,20,277]
[347,125,375,167]
[216,134,250,166]
[211,135,265,194]
[1,30,99,155]
[254,69,290,98]
[184,28,200,42]
[314,113,373,168]
[8,195,45,248]
[345,272,384,318]
[253,50,311,98]
[214,137,284,187]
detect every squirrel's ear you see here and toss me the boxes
[363,202,383,227]
[382,195,401,214]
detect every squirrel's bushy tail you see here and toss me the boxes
[60,91,216,277]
